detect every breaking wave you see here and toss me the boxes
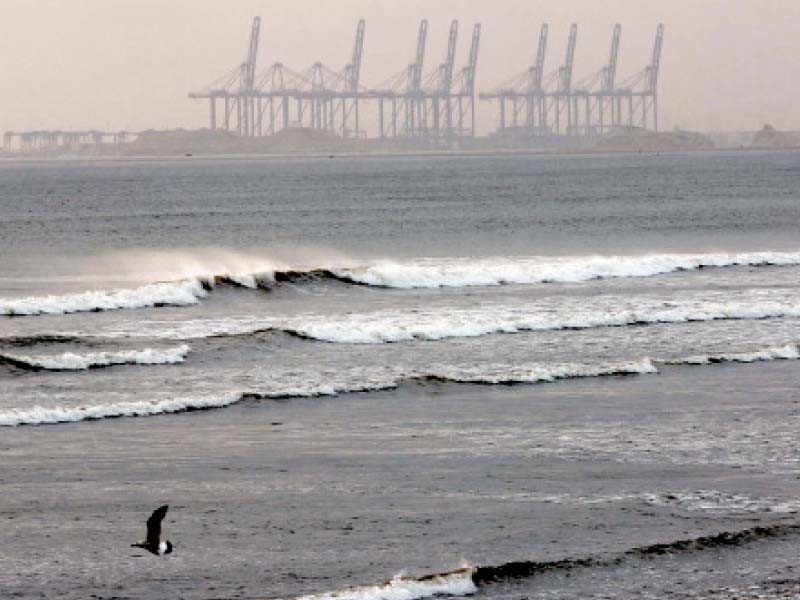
[330,251,800,289]
[0,359,656,426]
[0,392,242,427]
[4,343,798,426]
[0,345,190,371]
[667,343,800,365]
[276,297,800,344]
[295,524,800,599]
[4,251,800,318]
[297,569,477,600]
[417,359,658,385]
[0,280,208,316]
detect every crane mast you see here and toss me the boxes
[560,24,578,93]
[532,24,548,91]
[348,19,366,137]
[240,16,261,137]
[411,20,428,93]
[347,19,366,93]
[464,23,481,94]
[648,23,664,93]
[604,24,621,91]
[184,16,667,146]
[440,20,459,94]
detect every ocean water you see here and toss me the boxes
[1,150,800,599]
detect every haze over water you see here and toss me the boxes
[2,150,800,599]
[2,0,800,134]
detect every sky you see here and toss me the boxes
[1,0,799,136]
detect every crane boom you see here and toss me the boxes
[244,16,261,92]
[412,20,428,92]
[347,19,366,92]
[464,23,481,93]
[560,24,578,92]
[532,23,548,91]
[441,20,459,93]
[604,23,621,91]
[648,23,664,93]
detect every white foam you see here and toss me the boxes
[2,345,190,370]
[1,357,661,427]
[297,570,476,600]
[428,359,659,384]
[0,280,208,316]
[288,296,800,344]
[0,392,243,427]
[248,359,658,401]
[648,490,800,514]
[333,252,800,289]
[672,343,800,365]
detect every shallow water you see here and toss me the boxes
[1,150,800,599]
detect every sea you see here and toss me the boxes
[1,149,800,600]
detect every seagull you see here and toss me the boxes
[131,505,174,556]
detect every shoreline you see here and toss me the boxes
[2,143,800,165]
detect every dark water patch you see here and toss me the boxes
[272,268,371,288]
[0,354,45,372]
[302,525,800,600]
[473,557,600,585]
[473,523,800,587]
[625,523,800,558]
[0,334,84,347]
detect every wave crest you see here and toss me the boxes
[5,251,800,318]
[0,345,190,371]
[281,299,800,345]
[3,346,797,426]
[668,343,800,365]
[298,569,476,600]
[332,252,800,289]
[0,280,207,316]
[298,524,800,599]
[0,392,241,427]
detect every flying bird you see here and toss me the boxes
[131,505,174,556]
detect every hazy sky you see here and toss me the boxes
[2,0,799,135]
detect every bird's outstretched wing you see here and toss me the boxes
[146,505,169,547]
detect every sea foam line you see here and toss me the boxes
[0,359,656,427]
[3,347,797,427]
[0,345,190,371]
[284,299,800,344]
[667,343,800,365]
[296,569,477,600]
[4,251,800,319]
[0,279,208,316]
[331,251,800,289]
[0,393,243,427]
[419,359,658,384]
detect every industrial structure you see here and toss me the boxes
[188,17,483,146]
[363,20,482,144]
[186,17,662,147]
[2,130,134,152]
[480,23,664,141]
[2,18,665,152]
[189,17,367,139]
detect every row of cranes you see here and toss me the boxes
[362,20,482,143]
[189,16,369,139]
[188,18,663,146]
[189,17,480,145]
[481,23,664,139]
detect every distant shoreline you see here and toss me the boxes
[2,143,799,165]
